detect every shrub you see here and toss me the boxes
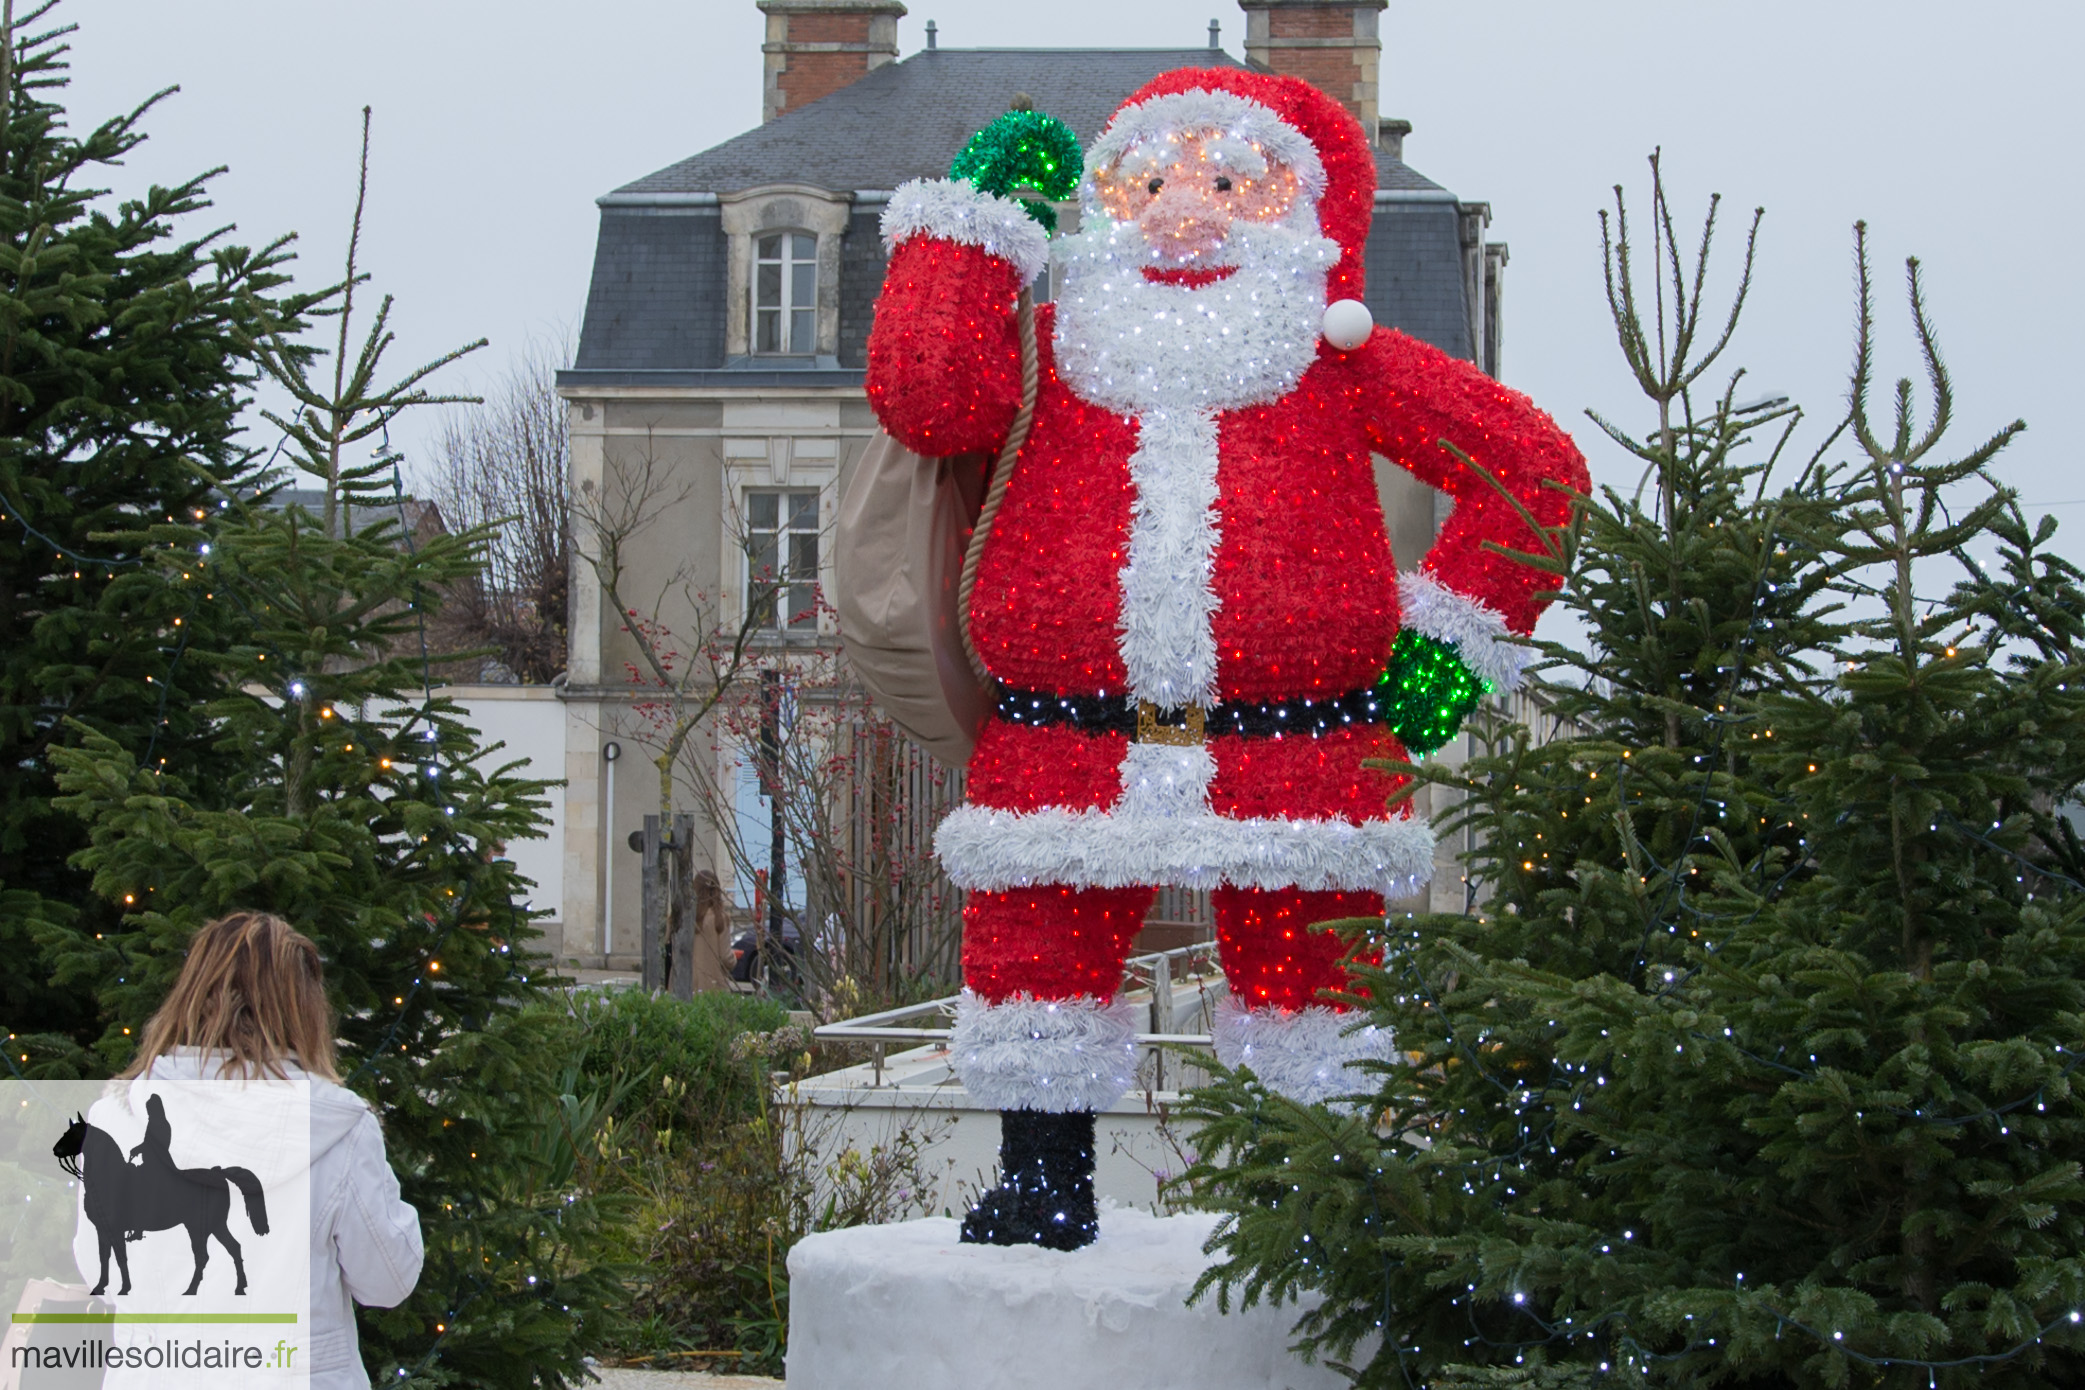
[583,1019,947,1378]
[1177,166,2085,1389]
[561,987,788,1143]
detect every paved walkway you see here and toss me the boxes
[557,967,643,991]
[586,1367,781,1388]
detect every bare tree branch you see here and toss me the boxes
[427,338,570,682]
[574,434,964,1009]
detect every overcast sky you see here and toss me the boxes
[67,1,2085,558]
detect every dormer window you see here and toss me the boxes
[754,232,817,354]
[720,188,847,361]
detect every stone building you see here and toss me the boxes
[553,0,1510,968]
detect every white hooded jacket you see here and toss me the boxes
[131,1049,425,1390]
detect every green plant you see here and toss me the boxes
[0,1,298,1073]
[1178,158,2085,1388]
[368,1006,635,1389]
[589,1022,948,1378]
[562,986,787,1146]
[45,110,629,1388]
[1429,1370,1602,1390]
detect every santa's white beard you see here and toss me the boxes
[1049,217,1340,417]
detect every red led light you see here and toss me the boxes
[964,885,1156,1001]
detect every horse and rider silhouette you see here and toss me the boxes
[52,1093,269,1297]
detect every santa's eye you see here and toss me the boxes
[1147,178,1164,195]
[1214,176,1232,192]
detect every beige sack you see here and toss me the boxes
[836,433,993,767]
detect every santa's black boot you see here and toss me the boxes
[959,1109,1099,1250]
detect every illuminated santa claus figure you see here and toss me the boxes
[866,67,1588,1249]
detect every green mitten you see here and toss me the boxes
[1378,629,1490,755]
[949,109,1082,232]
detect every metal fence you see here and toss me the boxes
[815,716,968,988]
[812,940,1227,1091]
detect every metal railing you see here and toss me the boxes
[811,941,1227,1086]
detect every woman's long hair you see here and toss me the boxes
[693,869,726,926]
[120,911,341,1081]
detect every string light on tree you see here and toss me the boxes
[1170,157,2085,1385]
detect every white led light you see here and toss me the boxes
[1052,219,1335,415]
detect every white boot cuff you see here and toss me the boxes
[1212,996,1393,1107]
[950,990,1140,1113]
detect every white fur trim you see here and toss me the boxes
[1119,409,1222,707]
[950,990,1139,1113]
[1086,89,1327,201]
[1398,569,1531,693]
[935,803,1435,896]
[1213,997,1395,1106]
[1115,739,1217,819]
[882,178,1049,285]
[1050,218,1336,416]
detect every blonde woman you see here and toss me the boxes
[691,869,735,992]
[106,911,423,1389]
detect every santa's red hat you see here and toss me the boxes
[1085,67,1376,303]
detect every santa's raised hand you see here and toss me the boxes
[866,68,1588,1250]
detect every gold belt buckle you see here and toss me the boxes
[1136,700,1206,747]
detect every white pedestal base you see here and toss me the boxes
[784,1208,1345,1390]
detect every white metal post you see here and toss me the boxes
[600,741,621,956]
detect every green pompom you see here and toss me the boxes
[949,109,1083,232]
[1378,629,1490,755]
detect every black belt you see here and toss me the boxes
[994,684,1391,743]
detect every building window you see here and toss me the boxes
[745,489,819,635]
[754,232,816,354]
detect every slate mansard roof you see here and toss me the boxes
[567,47,1480,387]
[612,48,1445,199]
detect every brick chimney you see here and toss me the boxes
[1237,0,1388,143]
[758,0,906,123]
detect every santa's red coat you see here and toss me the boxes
[867,236,1586,840]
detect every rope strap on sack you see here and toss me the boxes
[957,285,1040,686]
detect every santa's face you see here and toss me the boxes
[1089,132,1305,269]
[1052,125,1338,416]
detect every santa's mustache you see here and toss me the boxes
[1052,213,1335,278]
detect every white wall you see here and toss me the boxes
[444,685,566,930]
[796,1060,1202,1218]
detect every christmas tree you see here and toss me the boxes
[48,113,628,1389]
[0,1,297,1070]
[1179,159,2085,1388]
